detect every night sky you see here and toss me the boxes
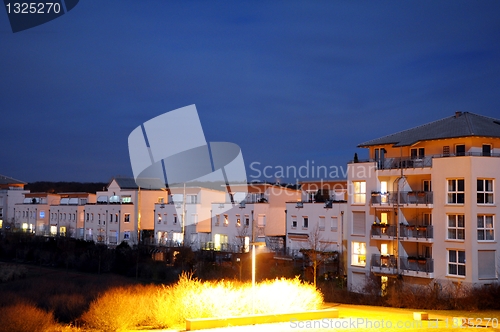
[1,1,500,184]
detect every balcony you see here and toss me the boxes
[400,224,433,241]
[200,242,245,253]
[370,254,434,278]
[370,224,396,239]
[371,191,433,206]
[400,256,434,277]
[370,254,398,274]
[356,152,500,170]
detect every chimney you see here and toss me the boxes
[455,111,462,118]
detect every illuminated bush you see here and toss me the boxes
[82,273,323,330]
[80,284,158,331]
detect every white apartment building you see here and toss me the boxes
[210,183,301,253]
[48,193,96,238]
[0,174,28,230]
[154,185,226,250]
[285,181,347,263]
[15,192,61,235]
[347,112,500,292]
[83,177,167,246]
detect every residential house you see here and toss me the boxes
[0,174,28,230]
[347,111,500,292]
[49,192,96,238]
[154,185,226,250]
[285,181,348,268]
[83,177,167,246]
[15,192,60,235]
[210,183,301,253]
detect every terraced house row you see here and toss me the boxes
[1,111,500,293]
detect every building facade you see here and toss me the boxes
[347,112,500,292]
[0,174,28,230]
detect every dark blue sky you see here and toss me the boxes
[1,1,500,183]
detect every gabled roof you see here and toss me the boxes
[110,177,139,190]
[0,174,26,185]
[358,112,500,148]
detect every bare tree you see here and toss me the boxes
[235,223,249,253]
[300,224,337,288]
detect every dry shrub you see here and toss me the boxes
[46,293,88,323]
[0,303,55,332]
[80,284,158,331]
[386,280,480,310]
[82,273,323,330]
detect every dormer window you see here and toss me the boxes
[410,148,425,159]
[482,144,492,156]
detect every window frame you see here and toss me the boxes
[410,147,425,159]
[351,241,367,267]
[447,214,465,240]
[302,216,309,229]
[448,249,466,277]
[352,181,366,205]
[477,214,494,241]
[447,179,465,204]
[477,179,494,205]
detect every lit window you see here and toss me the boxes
[224,215,229,226]
[477,215,494,241]
[352,242,366,267]
[448,250,465,276]
[121,196,132,204]
[236,215,241,227]
[447,214,465,240]
[124,213,130,223]
[353,181,366,204]
[158,213,162,224]
[477,179,494,204]
[447,179,465,204]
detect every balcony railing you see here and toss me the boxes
[400,256,434,273]
[370,254,398,274]
[370,224,396,237]
[200,242,247,253]
[353,152,500,170]
[158,239,183,247]
[371,254,434,275]
[371,224,433,240]
[400,225,433,239]
[371,191,433,205]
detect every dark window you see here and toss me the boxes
[482,144,491,156]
